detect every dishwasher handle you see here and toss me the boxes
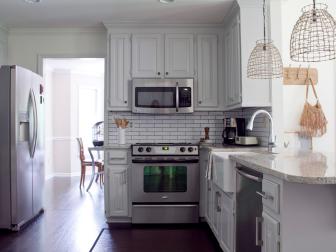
[236,168,262,182]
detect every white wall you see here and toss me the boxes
[52,69,72,176]
[7,27,107,72]
[280,0,336,152]
[0,24,8,65]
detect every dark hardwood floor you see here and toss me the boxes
[92,226,222,252]
[0,177,107,252]
[0,177,221,252]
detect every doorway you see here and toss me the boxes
[42,58,105,180]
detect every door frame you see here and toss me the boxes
[38,53,106,179]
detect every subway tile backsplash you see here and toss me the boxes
[107,107,271,146]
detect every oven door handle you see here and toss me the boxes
[176,82,179,112]
[132,159,199,164]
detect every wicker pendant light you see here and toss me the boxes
[290,0,336,62]
[247,0,283,79]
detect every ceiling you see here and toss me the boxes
[0,0,234,28]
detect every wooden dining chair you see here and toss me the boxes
[76,138,104,188]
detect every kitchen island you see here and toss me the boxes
[230,151,336,252]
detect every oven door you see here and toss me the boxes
[132,159,199,203]
[132,78,193,114]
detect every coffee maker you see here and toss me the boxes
[222,118,246,145]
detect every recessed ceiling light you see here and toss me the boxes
[24,0,41,4]
[159,0,175,4]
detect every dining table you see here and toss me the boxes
[87,146,104,192]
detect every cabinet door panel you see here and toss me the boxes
[197,34,218,108]
[224,15,242,108]
[106,166,128,217]
[262,212,280,252]
[107,34,131,110]
[220,193,234,252]
[132,34,164,78]
[165,34,194,78]
[231,16,242,105]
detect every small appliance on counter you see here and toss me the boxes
[222,118,259,146]
[222,118,246,145]
[235,136,258,146]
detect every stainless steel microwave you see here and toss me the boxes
[132,79,194,114]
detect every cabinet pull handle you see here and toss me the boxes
[157,72,161,75]
[122,170,127,184]
[124,101,127,104]
[256,217,263,246]
[198,101,202,104]
[256,191,274,201]
[166,72,169,75]
[216,192,221,212]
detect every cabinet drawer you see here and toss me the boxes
[107,150,128,165]
[262,179,280,214]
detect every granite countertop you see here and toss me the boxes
[200,143,267,152]
[230,151,336,184]
[104,144,131,149]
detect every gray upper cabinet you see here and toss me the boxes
[105,28,222,111]
[165,33,194,78]
[223,4,271,110]
[0,26,8,66]
[107,33,131,111]
[224,14,242,107]
[132,33,164,78]
[196,34,219,109]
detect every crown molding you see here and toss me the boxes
[103,20,225,30]
[9,26,107,35]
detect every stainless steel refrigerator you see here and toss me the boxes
[0,65,44,231]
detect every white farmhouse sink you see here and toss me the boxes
[212,152,248,193]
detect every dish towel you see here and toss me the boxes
[206,151,214,180]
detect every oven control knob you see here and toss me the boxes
[188,147,194,153]
[146,147,152,153]
[180,147,186,153]
[138,147,144,153]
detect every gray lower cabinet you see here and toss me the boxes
[262,211,280,252]
[205,179,235,252]
[105,166,128,217]
[104,148,130,219]
[220,192,234,252]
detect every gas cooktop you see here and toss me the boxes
[134,142,194,146]
[132,142,199,156]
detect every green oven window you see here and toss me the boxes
[144,166,187,192]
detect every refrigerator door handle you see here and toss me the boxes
[32,89,38,158]
[28,89,38,158]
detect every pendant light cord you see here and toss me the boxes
[313,0,316,9]
[263,0,266,44]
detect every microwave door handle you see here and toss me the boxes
[176,82,179,112]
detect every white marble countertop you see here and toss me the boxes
[230,151,336,184]
[200,143,267,152]
[103,144,131,149]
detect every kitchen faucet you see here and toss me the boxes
[246,109,276,153]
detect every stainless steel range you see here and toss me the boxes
[131,143,200,224]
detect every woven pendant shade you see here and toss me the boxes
[247,40,283,79]
[247,0,283,79]
[290,2,336,62]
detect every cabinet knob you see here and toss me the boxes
[157,72,161,75]
[198,101,202,104]
[124,101,127,104]
[166,72,169,75]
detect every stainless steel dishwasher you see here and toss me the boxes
[236,165,263,252]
